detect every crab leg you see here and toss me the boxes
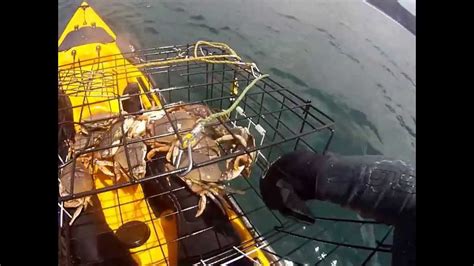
[208,187,231,212]
[166,141,180,165]
[187,178,231,217]
[233,155,252,169]
[196,194,207,217]
[216,134,247,148]
[94,160,115,176]
[113,161,130,182]
[147,146,171,161]
[222,186,246,195]
[69,201,85,226]
[84,196,93,208]
[207,192,227,215]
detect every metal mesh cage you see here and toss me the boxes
[58,43,392,265]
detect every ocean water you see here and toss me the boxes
[59,0,415,265]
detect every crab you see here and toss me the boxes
[80,112,119,135]
[130,109,166,138]
[59,160,94,226]
[145,108,200,161]
[180,103,230,139]
[169,101,213,120]
[68,130,104,157]
[145,104,233,161]
[165,137,232,217]
[67,113,118,158]
[142,102,258,217]
[165,127,256,217]
[95,138,148,181]
[215,126,257,178]
[79,116,147,180]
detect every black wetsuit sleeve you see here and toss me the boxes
[315,154,416,225]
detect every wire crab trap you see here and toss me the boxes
[58,42,393,265]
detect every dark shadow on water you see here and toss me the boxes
[349,109,383,143]
[187,23,219,34]
[190,15,205,21]
[328,40,360,65]
[401,72,416,87]
[366,141,384,155]
[144,27,158,35]
[396,115,416,138]
[221,26,249,43]
[383,95,392,101]
[269,67,309,87]
[162,2,186,13]
[265,25,281,34]
[385,104,396,114]
[381,64,397,78]
[276,12,301,23]
[315,27,336,40]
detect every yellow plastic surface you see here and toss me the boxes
[58,2,160,130]
[59,3,170,265]
[95,174,177,265]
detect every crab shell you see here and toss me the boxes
[167,150,233,217]
[169,148,244,217]
[169,132,253,182]
[71,131,104,154]
[178,103,230,139]
[165,126,257,217]
[81,112,119,133]
[59,161,94,208]
[174,152,228,182]
[174,103,213,119]
[96,117,134,159]
[145,110,198,145]
[113,139,147,180]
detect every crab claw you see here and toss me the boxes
[232,154,254,178]
[196,194,207,217]
[215,133,248,149]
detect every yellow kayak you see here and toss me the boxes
[58,2,160,128]
[59,2,174,265]
[59,2,275,265]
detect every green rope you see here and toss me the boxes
[198,74,270,126]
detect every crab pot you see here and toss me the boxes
[58,43,393,265]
